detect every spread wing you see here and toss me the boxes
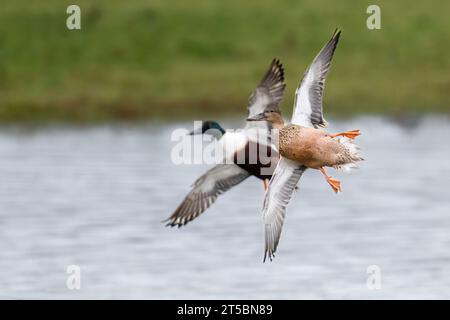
[261,158,306,262]
[291,29,341,128]
[165,164,250,227]
[245,58,286,144]
[246,58,286,126]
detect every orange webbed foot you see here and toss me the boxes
[330,129,360,139]
[319,167,342,194]
[327,177,341,193]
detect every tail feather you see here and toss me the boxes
[336,137,363,172]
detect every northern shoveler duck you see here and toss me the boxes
[247,30,363,261]
[165,59,286,227]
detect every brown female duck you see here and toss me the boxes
[247,29,363,261]
[249,111,361,193]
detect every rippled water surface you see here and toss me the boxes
[1,116,450,299]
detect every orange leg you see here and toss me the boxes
[330,129,360,139]
[263,179,268,191]
[319,167,341,193]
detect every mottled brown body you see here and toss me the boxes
[279,124,349,169]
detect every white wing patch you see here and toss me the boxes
[219,131,248,162]
[262,158,306,261]
[290,30,341,128]
[292,71,314,127]
[248,90,271,118]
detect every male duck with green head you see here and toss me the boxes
[165,59,286,227]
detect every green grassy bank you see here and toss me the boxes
[0,0,449,122]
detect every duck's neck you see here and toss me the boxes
[270,115,285,130]
[271,121,284,130]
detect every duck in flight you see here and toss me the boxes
[165,59,286,227]
[247,30,363,261]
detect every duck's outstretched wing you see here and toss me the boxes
[291,29,341,128]
[246,58,286,123]
[165,164,250,227]
[262,158,306,262]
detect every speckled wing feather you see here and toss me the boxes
[165,164,250,227]
[246,58,286,121]
[262,158,306,262]
[291,29,341,128]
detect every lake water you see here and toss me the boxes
[0,116,450,299]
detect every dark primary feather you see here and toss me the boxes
[165,164,250,227]
[247,58,286,119]
[292,29,341,128]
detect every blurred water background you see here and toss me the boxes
[1,116,450,299]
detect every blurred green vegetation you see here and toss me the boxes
[0,0,449,122]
